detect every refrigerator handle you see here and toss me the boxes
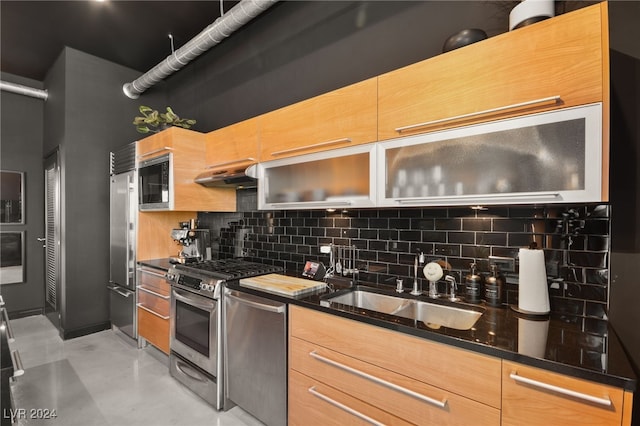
[107,284,133,298]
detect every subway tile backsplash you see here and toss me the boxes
[199,191,610,323]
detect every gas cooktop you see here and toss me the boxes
[170,259,284,299]
[174,258,283,281]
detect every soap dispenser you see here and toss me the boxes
[484,264,504,307]
[464,263,483,304]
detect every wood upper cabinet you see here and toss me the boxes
[289,305,501,426]
[137,127,236,212]
[377,2,609,140]
[502,361,632,426]
[259,78,377,161]
[205,117,259,172]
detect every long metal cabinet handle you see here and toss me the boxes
[509,372,612,407]
[309,350,448,409]
[136,303,170,320]
[136,147,173,159]
[397,192,560,205]
[11,350,24,378]
[308,386,385,426]
[271,201,353,208]
[270,137,352,156]
[173,289,216,311]
[394,95,562,133]
[137,268,167,279]
[1,307,15,342]
[137,286,169,300]
[107,285,133,298]
[225,292,285,314]
[205,158,256,169]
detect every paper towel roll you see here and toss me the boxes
[518,248,550,314]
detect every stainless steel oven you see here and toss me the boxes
[171,287,218,374]
[167,259,283,411]
[169,271,223,409]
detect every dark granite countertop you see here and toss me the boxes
[226,276,637,392]
[137,258,175,272]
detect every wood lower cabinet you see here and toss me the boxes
[289,306,501,425]
[290,306,634,425]
[137,127,236,211]
[137,265,170,354]
[289,369,411,426]
[137,306,169,354]
[259,78,377,161]
[502,361,632,426]
[377,2,608,140]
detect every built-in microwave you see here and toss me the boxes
[138,153,173,210]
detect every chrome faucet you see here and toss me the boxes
[411,254,422,296]
[445,275,459,302]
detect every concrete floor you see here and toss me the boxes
[7,315,264,426]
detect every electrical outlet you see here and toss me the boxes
[488,255,515,272]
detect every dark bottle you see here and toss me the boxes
[464,262,483,303]
[484,264,504,307]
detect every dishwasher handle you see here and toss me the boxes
[225,291,285,314]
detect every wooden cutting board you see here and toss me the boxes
[240,274,326,297]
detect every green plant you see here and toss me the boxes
[132,105,196,134]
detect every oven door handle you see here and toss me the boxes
[225,292,285,314]
[175,358,208,383]
[173,288,216,311]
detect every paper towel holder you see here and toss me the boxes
[510,241,551,318]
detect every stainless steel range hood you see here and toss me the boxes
[195,164,258,189]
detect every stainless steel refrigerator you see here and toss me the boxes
[108,143,137,340]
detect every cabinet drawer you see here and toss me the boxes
[137,306,170,354]
[291,336,500,425]
[502,361,626,426]
[137,268,170,294]
[289,369,410,426]
[377,3,607,140]
[290,306,501,408]
[137,287,170,318]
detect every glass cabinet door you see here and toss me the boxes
[257,144,377,210]
[377,103,603,206]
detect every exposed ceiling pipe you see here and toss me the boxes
[123,0,278,99]
[0,80,48,101]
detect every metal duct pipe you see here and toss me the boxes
[0,80,48,100]
[123,0,278,99]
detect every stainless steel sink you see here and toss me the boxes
[321,287,484,330]
[392,300,483,330]
[323,290,411,315]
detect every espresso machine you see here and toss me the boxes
[171,221,211,264]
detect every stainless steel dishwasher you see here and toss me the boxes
[223,287,287,426]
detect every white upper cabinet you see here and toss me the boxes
[377,103,603,207]
[255,144,377,210]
